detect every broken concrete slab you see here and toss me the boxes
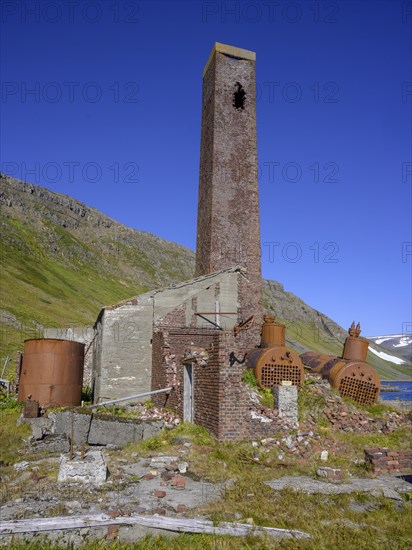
[52,411,91,446]
[87,416,144,447]
[142,420,164,439]
[58,450,108,486]
[31,434,70,454]
[265,475,412,499]
[27,417,54,440]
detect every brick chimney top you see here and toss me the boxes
[203,43,256,76]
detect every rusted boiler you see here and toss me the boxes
[18,339,84,408]
[300,322,380,405]
[246,315,304,388]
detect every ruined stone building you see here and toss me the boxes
[91,43,268,440]
[92,267,246,402]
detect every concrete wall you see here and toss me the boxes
[93,293,154,402]
[92,269,241,403]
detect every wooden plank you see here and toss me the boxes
[0,513,311,539]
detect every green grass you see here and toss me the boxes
[336,427,412,453]
[0,409,31,466]
[124,422,214,456]
[242,368,274,408]
[2,489,411,549]
[298,381,332,425]
[0,408,411,549]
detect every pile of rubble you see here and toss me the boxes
[249,430,350,463]
[364,448,412,475]
[123,404,181,426]
[246,374,411,435]
[305,373,411,433]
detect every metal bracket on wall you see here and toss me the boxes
[194,312,238,330]
[234,315,254,336]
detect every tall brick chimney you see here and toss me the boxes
[195,43,263,333]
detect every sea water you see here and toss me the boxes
[380,380,412,402]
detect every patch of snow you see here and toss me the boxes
[393,337,412,348]
[374,337,393,345]
[368,347,406,365]
[367,334,404,340]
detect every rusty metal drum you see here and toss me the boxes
[18,339,84,407]
[261,321,285,348]
[342,336,369,362]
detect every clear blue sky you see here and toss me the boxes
[1,0,411,336]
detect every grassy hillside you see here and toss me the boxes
[0,174,410,380]
[0,174,195,366]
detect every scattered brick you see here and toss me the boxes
[171,475,186,489]
[364,448,412,474]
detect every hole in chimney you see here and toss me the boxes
[233,82,246,110]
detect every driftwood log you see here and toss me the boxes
[0,513,311,539]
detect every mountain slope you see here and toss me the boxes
[263,280,411,380]
[0,174,195,361]
[0,174,410,380]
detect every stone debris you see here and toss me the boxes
[248,374,411,436]
[250,410,272,423]
[150,456,179,468]
[177,461,188,474]
[317,467,343,481]
[265,475,412,499]
[13,461,30,472]
[170,475,186,489]
[57,450,108,486]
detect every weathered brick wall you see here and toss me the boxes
[195,46,263,345]
[152,325,272,441]
[151,330,169,406]
[151,327,219,432]
[365,448,412,474]
[216,332,249,441]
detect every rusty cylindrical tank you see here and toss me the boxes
[342,336,369,361]
[246,316,304,388]
[300,323,380,405]
[18,339,84,407]
[300,351,335,372]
